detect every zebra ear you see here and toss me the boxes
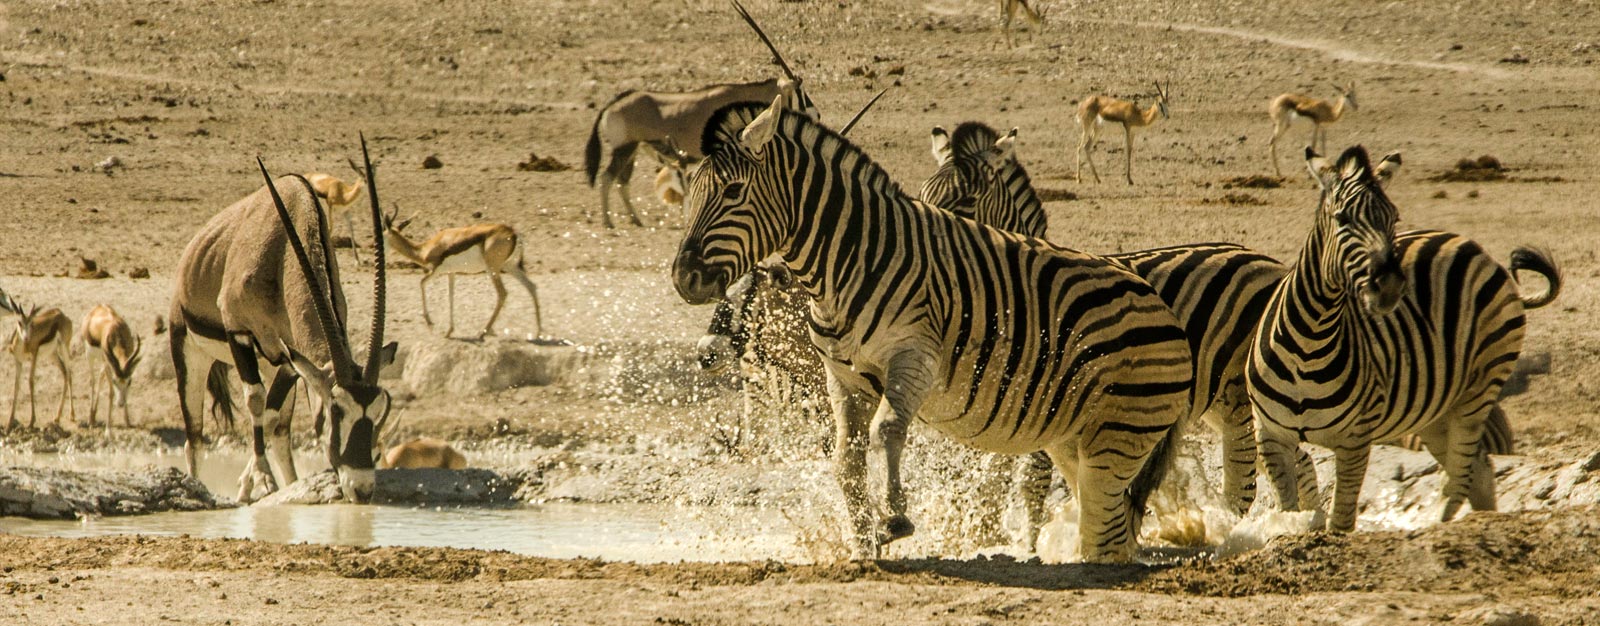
[740,94,783,158]
[930,127,952,164]
[1373,152,1402,188]
[981,128,1019,171]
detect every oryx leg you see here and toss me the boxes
[229,334,276,503]
[614,148,645,228]
[261,367,300,490]
[827,368,879,559]
[482,273,508,338]
[597,143,639,229]
[875,349,937,546]
[173,324,210,477]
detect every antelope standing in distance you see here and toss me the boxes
[582,0,818,228]
[77,305,143,434]
[380,437,468,469]
[1,290,75,432]
[1076,81,1171,185]
[1000,0,1044,48]
[171,136,396,504]
[381,207,543,340]
[307,170,366,265]
[1268,81,1357,176]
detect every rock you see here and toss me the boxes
[95,156,122,174]
[76,256,111,280]
[257,468,530,506]
[421,155,444,169]
[516,153,571,172]
[0,466,231,519]
[1580,451,1600,473]
[1458,606,1540,626]
[128,267,150,279]
[400,338,593,396]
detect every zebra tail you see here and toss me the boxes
[1127,419,1184,535]
[1508,246,1561,309]
[206,361,236,431]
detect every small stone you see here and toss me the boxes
[264,597,278,605]
[421,155,444,169]
[1579,451,1600,473]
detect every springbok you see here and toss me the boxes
[77,304,143,434]
[1000,0,1044,48]
[379,437,468,469]
[171,136,396,504]
[381,208,543,339]
[1,292,75,432]
[1268,81,1357,176]
[307,171,366,265]
[582,0,817,229]
[1076,81,1171,185]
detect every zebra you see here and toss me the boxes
[919,121,1290,527]
[1248,146,1561,532]
[671,95,1195,562]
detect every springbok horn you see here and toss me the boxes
[731,0,799,83]
[257,159,360,385]
[358,133,387,385]
[838,88,889,136]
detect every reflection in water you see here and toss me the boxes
[1,503,804,563]
[0,448,328,500]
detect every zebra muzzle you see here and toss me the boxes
[671,251,728,305]
[1362,258,1406,315]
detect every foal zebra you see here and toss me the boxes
[919,121,1288,521]
[672,96,1194,562]
[1248,147,1561,532]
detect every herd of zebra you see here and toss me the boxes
[656,88,1560,562]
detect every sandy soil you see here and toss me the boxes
[2,0,1600,621]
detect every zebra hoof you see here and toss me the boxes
[881,515,915,544]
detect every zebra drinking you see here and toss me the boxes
[671,95,1194,562]
[1247,147,1561,532]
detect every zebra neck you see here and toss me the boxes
[777,134,918,311]
[1000,164,1044,237]
[1281,224,1356,332]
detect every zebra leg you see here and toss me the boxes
[1013,451,1055,552]
[1420,405,1497,522]
[1058,437,1141,563]
[1206,386,1259,515]
[1256,418,1304,511]
[876,351,937,545]
[826,370,880,559]
[1294,445,1322,512]
[1325,444,1373,532]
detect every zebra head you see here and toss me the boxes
[1306,146,1405,315]
[673,95,792,305]
[921,123,1018,222]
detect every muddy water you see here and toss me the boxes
[0,449,807,563]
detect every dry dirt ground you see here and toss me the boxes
[2,0,1600,622]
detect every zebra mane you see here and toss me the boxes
[948,122,1000,158]
[701,101,908,198]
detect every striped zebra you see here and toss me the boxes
[1248,147,1561,532]
[672,95,1195,562]
[919,121,1289,522]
